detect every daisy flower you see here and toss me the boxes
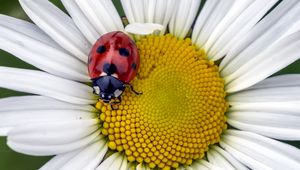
[1,0,300,169]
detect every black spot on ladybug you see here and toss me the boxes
[103,63,117,75]
[97,45,106,53]
[132,63,137,70]
[119,48,130,57]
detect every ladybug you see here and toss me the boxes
[88,31,141,109]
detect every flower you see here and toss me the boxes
[1,0,300,169]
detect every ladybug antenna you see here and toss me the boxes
[125,83,142,95]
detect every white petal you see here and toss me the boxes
[228,76,300,107]
[121,0,175,34]
[120,0,135,23]
[228,87,300,103]
[136,163,143,170]
[128,0,144,23]
[169,0,201,39]
[39,149,81,170]
[190,159,223,170]
[220,0,300,70]
[136,163,152,170]
[61,0,99,44]
[0,96,94,112]
[0,15,88,82]
[207,148,237,170]
[227,77,300,140]
[119,155,129,170]
[0,14,58,48]
[96,152,123,170]
[154,0,176,34]
[186,166,198,170]
[107,154,123,170]
[7,125,100,156]
[0,67,95,104]
[0,127,12,135]
[60,139,108,170]
[206,0,278,60]
[0,98,96,136]
[220,0,300,77]
[220,139,272,170]
[221,130,300,170]
[8,119,99,145]
[192,0,235,52]
[188,161,208,170]
[75,0,124,36]
[229,101,300,116]
[228,111,300,140]
[246,74,300,90]
[224,30,300,93]
[125,23,164,35]
[192,0,219,47]
[136,163,150,170]
[210,146,249,170]
[20,0,91,62]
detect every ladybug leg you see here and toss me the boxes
[109,97,122,110]
[111,96,122,104]
[125,83,143,95]
[117,96,122,103]
[110,103,118,110]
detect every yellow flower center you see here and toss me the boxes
[96,34,228,169]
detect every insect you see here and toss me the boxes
[88,31,141,109]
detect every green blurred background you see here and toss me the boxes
[0,0,300,169]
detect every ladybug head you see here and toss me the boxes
[92,76,125,103]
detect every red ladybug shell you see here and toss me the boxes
[88,31,139,83]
